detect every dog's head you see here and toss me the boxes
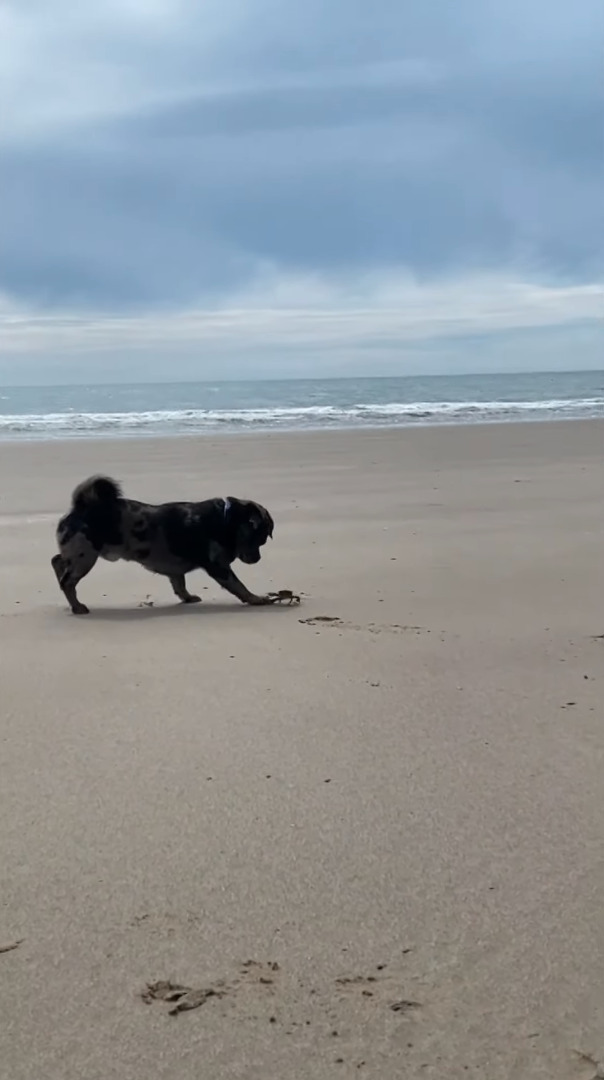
[225,498,274,564]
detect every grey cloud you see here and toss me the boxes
[0,0,602,313]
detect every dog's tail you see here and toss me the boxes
[71,476,122,514]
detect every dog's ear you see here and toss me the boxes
[248,502,274,538]
[224,498,274,538]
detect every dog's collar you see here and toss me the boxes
[223,497,231,518]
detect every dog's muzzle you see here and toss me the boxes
[239,549,261,565]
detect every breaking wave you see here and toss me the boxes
[0,396,602,439]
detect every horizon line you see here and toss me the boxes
[1,368,603,391]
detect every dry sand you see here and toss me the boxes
[1,421,603,1079]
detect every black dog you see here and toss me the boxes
[52,476,289,615]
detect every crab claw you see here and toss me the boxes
[267,589,301,605]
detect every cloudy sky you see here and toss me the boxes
[1,0,602,383]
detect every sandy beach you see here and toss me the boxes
[1,420,603,1079]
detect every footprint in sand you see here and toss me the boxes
[141,958,425,1073]
[142,958,422,1034]
[299,615,342,625]
[299,616,431,636]
[142,981,222,1014]
[142,960,282,1016]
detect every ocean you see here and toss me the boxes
[0,371,603,440]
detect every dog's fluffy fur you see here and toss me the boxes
[52,475,277,614]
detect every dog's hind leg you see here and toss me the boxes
[51,541,98,615]
[169,574,201,604]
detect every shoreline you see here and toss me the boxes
[0,412,603,447]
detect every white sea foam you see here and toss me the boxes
[0,396,602,438]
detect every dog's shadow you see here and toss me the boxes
[67,601,298,623]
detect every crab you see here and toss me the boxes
[267,589,301,606]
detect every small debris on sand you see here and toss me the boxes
[390,999,422,1014]
[0,940,23,955]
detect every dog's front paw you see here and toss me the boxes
[247,594,277,606]
[183,594,202,604]
[71,602,90,615]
